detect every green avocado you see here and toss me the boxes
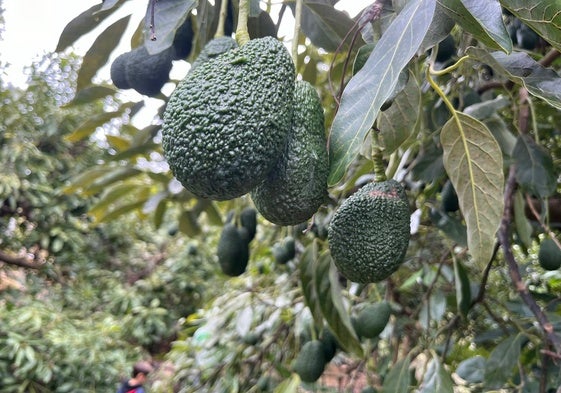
[328,180,410,283]
[319,328,338,361]
[240,207,257,242]
[126,46,174,96]
[251,80,328,225]
[217,223,250,276]
[538,238,561,271]
[354,302,391,339]
[172,16,194,60]
[273,236,296,264]
[441,180,459,213]
[291,340,326,383]
[162,37,295,200]
[110,51,131,89]
[190,36,238,72]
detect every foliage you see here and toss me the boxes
[3,0,561,392]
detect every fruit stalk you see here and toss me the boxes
[371,130,386,182]
[235,0,250,46]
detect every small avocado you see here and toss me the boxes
[291,340,327,383]
[217,223,249,276]
[354,302,391,339]
[538,238,561,271]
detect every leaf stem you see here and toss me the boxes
[235,0,250,46]
[214,0,229,38]
[429,55,469,76]
[291,0,303,67]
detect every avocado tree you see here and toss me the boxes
[53,0,561,392]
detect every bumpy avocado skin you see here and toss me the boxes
[110,51,131,89]
[190,36,238,72]
[328,180,410,283]
[162,37,295,200]
[251,80,328,225]
[125,46,174,96]
[217,223,249,276]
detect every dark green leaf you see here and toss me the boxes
[438,0,510,51]
[76,15,131,92]
[88,183,142,218]
[97,200,148,223]
[456,355,485,384]
[513,134,557,198]
[411,144,445,183]
[483,116,516,157]
[315,251,363,356]
[483,333,525,389]
[453,258,471,317]
[328,0,436,186]
[467,48,561,110]
[421,354,454,393]
[153,198,167,229]
[419,3,455,53]
[299,240,325,328]
[66,102,136,142]
[179,210,201,237]
[501,0,561,52]
[55,3,125,52]
[290,1,361,52]
[144,0,197,55]
[85,167,142,195]
[382,356,411,393]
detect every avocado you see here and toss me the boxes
[319,328,338,361]
[328,180,410,283]
[110,51,131,89]
[538,238,561,271]
[217,223,250,276]
[112,45,174,96]
[251,80,328,225]
[441,180,459,213]
[240,207,257,241]
[354,302,391,339]
[291,340,326,383]
[162,37,295,200]
[273,236,296,264]
[190,36,238,72]
[172,16,193,60]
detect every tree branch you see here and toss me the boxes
[498,165,561,354]
[0,250,44,269]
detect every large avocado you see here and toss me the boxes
[217,223,250,276]
[162,37,295,200]
[190,36,238,72]
[251,80,328,225]
[328,180,410,283]
[291,340,326,383]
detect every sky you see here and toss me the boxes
[0,0,370,87]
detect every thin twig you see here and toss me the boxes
[499,165,561,353]
[0,250,44,269]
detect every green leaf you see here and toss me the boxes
[483,116,517,157]
[501,0,561,52]
[421,353,454,393]
[483,333,525,389]
[273,374,300,393]
[453,257,471,317]
[382,356,411,393]
[438,0,510,51]
[378,70,422,154]
[513,134,557,198]
[144,0,197,55]
[202,202,223,226]
[88,183,140,217]
[55,3,125,52]
[84,167,142,195]
[153,199,167,229]
[328,0,436,186]
[61,167,112,194]
[419,3,455,53]
[179,210,201,237]
[419,290,447,329]
[455,355,485,384]
[96,200,148,223]
[467,48,561,110]
[63,86,116,107]
[463,96,509,120]
[76,15,131,92]
[315,251,363,356]
[441,112,504,268]
[299,240,325,328]
[106,135,131,152]
[110,143,161,161]
[513,190,533,248]
[66,102,136,142]
[289,1,361,52]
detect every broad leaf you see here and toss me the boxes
[421,354,454,393]
[153,198,168,229]
[419,2,455,53]
[88,183,140,218]
[97,200,148,223]
[501,0,561,52]
[63,86,116,107]
[315,251,363,356]
[483,333,525,389]
[61,167,112,194]
[438,0,510,52]
[419,290,447,329]
[55,3,125,52]
[382,356,411,393]
[144,0,197,55]
[378,70,421,154]
[76,15,131,92]
[179,210,201,237]
[483,116,516,157]
[288,1,359,52]
[467,48,561,110]
[456,355,485,383]
[429,208,468,246]
[84,167,142,195]
[65,102,136,142]
[440,112,504,268]
[513,134,557,198]
[273,373,300,393]
[328,0,435,186]
[299,240,324,328]
[453,257,471,317]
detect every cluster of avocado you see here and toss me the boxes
[291,327,339,383]
[161,34,329,226]
[328,180,410,284]
[110,17,193,96]
[216,207,257,276]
